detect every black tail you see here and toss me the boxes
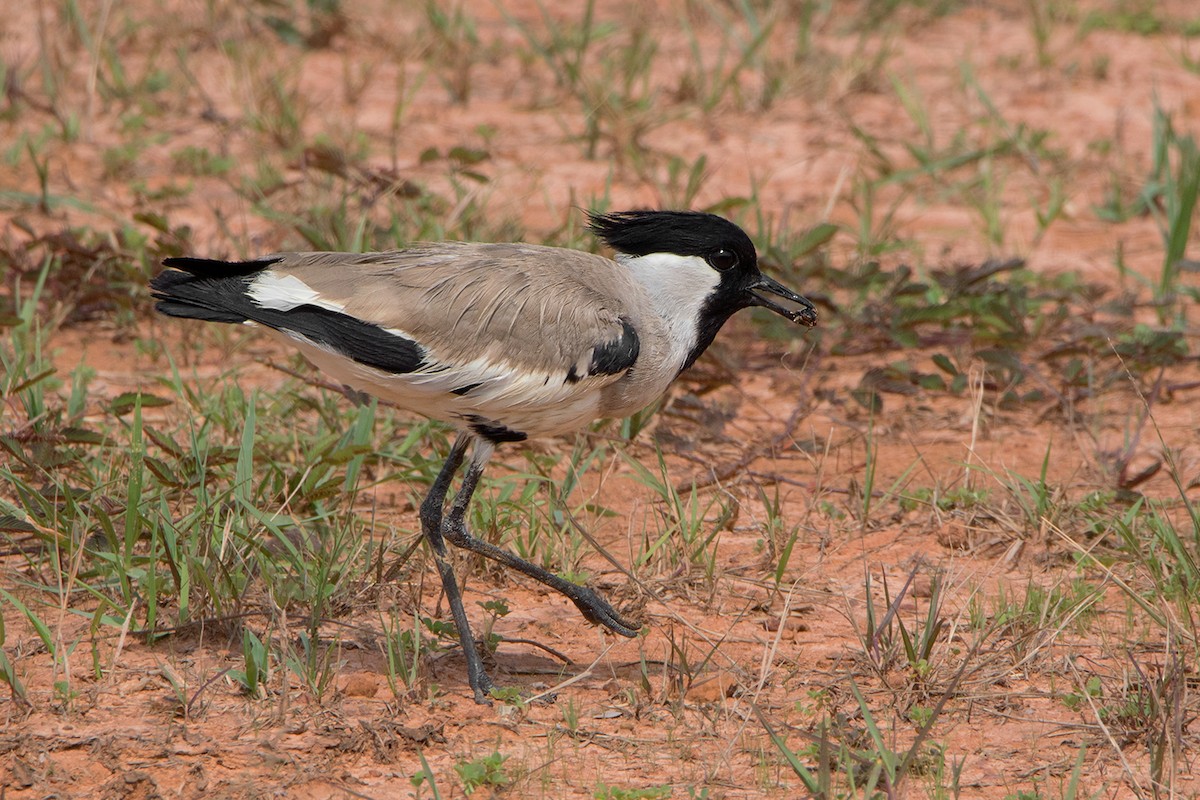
[150,257,281,323]
[150,255,426,375]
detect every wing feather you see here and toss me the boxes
[270,245,638,366]
[255,244,647,430]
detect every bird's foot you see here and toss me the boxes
[464,652,559,706]
[568,585,642,638]
[466,667,496,705]
[467,672,561,706]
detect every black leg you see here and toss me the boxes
[418,434,494,704]
[443,442,642,639]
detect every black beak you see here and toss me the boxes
[747,274,818,327]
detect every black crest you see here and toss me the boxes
[587,210,758,268]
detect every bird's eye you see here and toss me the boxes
[707,249,738,271]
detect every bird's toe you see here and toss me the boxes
[570,587,642,637]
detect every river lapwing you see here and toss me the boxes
[150,210,817,703]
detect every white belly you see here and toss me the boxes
[272,328,607,439]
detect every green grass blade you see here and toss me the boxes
[752,706,820,792]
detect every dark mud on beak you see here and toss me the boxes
[747,274,818,327]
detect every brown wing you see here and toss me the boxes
[264,242,644,382]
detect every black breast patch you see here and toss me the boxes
[566,318,640,384]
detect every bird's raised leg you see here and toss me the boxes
[442,440,642,639]
[418,433,494,704]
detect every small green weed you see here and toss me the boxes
[230,627,270,698]
[595,783,672,800]
[455,751,510,795]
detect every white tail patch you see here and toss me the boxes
[248,272,346,313]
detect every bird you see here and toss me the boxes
[150,210,817,703]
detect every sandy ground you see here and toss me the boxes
[3,0,1200,797]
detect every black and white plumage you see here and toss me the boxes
[150,210,816,703]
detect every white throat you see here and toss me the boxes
[619,252,720,372]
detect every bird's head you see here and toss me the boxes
[587,210,818,329]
